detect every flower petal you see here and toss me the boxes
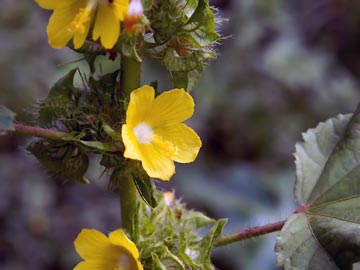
[46,0,87,48]
[136,261,144,270]
[109,230,140,259]
[74,260,116,270]
[122,124,142,160]
[93,4,120,49]
[74,229,120,261]
[73,8,94,49]
[112,0,129,20]
[139,144,175,180]
[145,89,194,128]
[126,85,155,128]
[155,123,201,163]
[35,0,59,10]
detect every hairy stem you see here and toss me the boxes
[214,219,286,247]
[119,54,141,235]
[119,172,138,236]
[11,123,67,140]
[121,56,141,98]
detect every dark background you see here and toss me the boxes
[1,0,360,269]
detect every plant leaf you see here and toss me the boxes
[132,171,158,208]
[277,106,360,270]
[294,114,351,205]
[38,69,79,127]
[0,105,15,135]
[275,214,339,270]
[27,140,89,184]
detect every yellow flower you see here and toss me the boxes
[35,0,129,49]
[74,229,143,270]
[121,85,202,180]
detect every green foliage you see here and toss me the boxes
[146,0,220,91]
[38,68,122,137]
[33,68,128,183]
[27,140,89,184]
[132,168,158,208]
[276,107,360,270]
[0,105,15,135]
[136,194,227,270]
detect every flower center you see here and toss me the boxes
[69,8,91,34]
[69,0,98,34]
[134,122,154,144]
[115,253,132,270]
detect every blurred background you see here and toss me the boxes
[1,0,360,269]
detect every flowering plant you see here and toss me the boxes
[2,0,360,270]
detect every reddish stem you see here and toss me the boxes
[12,123,67,140]
[214,219,286,247]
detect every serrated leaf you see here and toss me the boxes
[294,114,351,205]
[184,0,220,48]
[277,106,360,270]
[0,105,15,135]
[181,210,215,229]
[38,69,79,126]
[147,0,219,91]
[275,214,339,270]
[164,49,215,91]
[197,218,227,269]
[27,140,89,183]
[138,194,226,270]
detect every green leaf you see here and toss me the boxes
[275,214,339,270]
[38,69,79,126]
[147,0,220,91]
[132,170,158,208]
[197,218,227,270]
[184,0,220,48]
[103,124,122,141]
[276,106,360,270]
[137,193,227,270]
[164,49,215,91]
[294,114,351,205]
[62,132,121,153]
[0,105,15,135]
[27,140,89,184]
[74,140,119,152]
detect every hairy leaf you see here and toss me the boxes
[27,140,89,184]
[138,194,226,270]
[38,69,79,127]
[276,107,360,270]
[0,105,15,135]
[147,0,219,91]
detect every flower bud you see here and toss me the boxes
[124,0,144,34]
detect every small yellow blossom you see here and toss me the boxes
[121,85,202,180]
[74,229,143,270]
[35,0,129,49]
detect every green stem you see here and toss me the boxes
[119,172,138,236]
[12,123,67,140]
[121,56,141,98]
[214,219,286,247]
[119,54,141,234]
